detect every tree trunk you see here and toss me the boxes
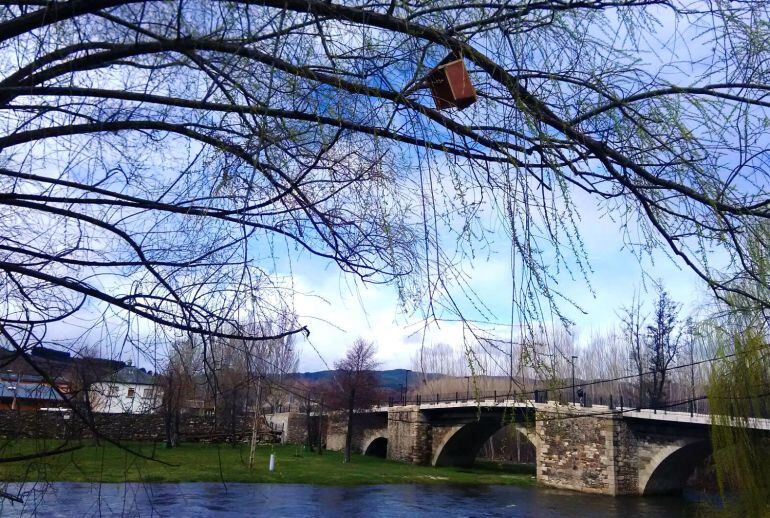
[165,378,174,448]
[651,366,661,408]
[317,398,324,455]
[165,409,174,449]
[230,388,238,446]
[173,408,180,446]
[305,395,314,452]
[343,388,355,463]
[516,429,520,463]
[658,368,668,407]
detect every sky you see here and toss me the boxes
[1,3,735,375]
[288,187,706,372]
[282,5,727,372]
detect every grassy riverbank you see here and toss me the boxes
[0,441,536,486]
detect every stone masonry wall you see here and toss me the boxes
[536,408,616,494]
[265,412,310,445]
[629,423,710,495]
[287,413,311,444]
[610,417,639,494]
[325,412,387,453]
[268,411,388,452]
[0,410,253,442]
[429,424,456,465]
[386,407,431,464]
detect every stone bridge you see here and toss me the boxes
[267,399,770,496]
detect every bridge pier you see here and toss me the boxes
[536,409,638,495]
[386,406,432,464]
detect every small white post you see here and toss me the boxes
[268,453,275,472]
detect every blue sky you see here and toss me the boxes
[287,186,706,372]
[275,5,743,372]
[5,3,743,375]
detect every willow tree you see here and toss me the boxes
[1,0,770,465]
[704,224,770,516]
[707,329,770,515]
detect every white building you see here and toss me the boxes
[89,365,163,414]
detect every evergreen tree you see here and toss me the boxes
[645,287,680,409]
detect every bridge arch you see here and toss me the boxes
[363,436,388,458]
[638,438,711,495]
[433,421,537,467]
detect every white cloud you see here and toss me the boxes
[287,184,705,371]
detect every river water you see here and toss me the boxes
[0,483,707,517]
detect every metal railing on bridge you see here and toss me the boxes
[382,386,708,419]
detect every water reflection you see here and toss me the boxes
[0,482,705,517]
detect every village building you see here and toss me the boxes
[0,372,63,411]
[88,364,162,414]
[0,347,163,414]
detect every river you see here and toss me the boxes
[0,483,708,517]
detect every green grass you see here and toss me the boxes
[0,440,536,486]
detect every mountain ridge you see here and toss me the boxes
[290,368,442,391]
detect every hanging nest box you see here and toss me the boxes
[427,55,477,111]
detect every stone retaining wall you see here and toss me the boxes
[0,410,253,442]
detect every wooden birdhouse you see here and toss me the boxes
[428,56,477,111]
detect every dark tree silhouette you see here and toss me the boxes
[646,287,681,408]
[331,339,380,463]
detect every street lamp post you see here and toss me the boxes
[465,376,470,401]
[571,355,578,406]
[404,369,409,404]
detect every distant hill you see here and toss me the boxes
[290,369,442,392]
